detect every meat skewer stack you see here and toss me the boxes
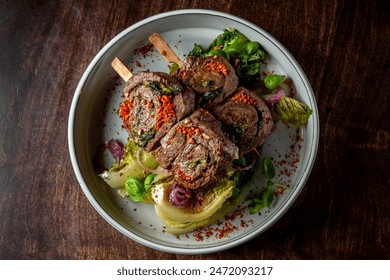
[111,55,238,191]
[111,32,274,193]
[148,33,273,156]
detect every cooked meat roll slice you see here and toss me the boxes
[172,56,238,109]
[152,109,239,190]
[212,87,274,154]
[118,71,195,152]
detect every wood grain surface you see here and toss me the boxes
[0,0,389,260]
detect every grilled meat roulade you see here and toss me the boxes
[152,109,239,190]
[118,71,195,152]
[212,87,274,155]
[172,56,238,109]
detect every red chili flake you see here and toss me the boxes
[217,222,238,239]
[135,60,142,67]
[205,228,214,238]
[191,208,254,241]
[134,43,154,58]
[203,61,228,75]
[156,95,175,129]
[291,156,300,168]
[231,91,257,106]
[118,99,133,123]
[177,167,195,181]
[175,125,202,139]
[240,220,249,228]
[193,229,204,241]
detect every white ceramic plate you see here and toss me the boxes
[68,9,319,254]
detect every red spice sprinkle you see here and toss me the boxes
[231,91,257,106]
[272,129,304,186]
[217,222,238,239]
[193,229,204,241]
[177,167,194,181]
[156,95,175,129]
[203,61,228,75]
[192,208,254,241]
[134,43,154,58]
[118,99,133,123]
[176,125,202,139]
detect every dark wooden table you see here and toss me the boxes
[1,0,389,260]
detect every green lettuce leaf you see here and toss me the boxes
[277,96,313,126]
[99,140,158,197]
[151,161,258,234]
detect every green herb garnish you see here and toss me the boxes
[264,74,286,89]
[186,159,207,169]
[137,128,157,147]
[125,173,157,203]
[143,80,173,96]
[125,178,145,202]
[248,157,288,214]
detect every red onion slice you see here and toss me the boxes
[169,181,192,207]
[106,138,125,163]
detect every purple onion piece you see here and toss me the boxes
[261,89,286,105]
[261,81,292,105]
[106,138,125,163]
[169,181,192,207]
